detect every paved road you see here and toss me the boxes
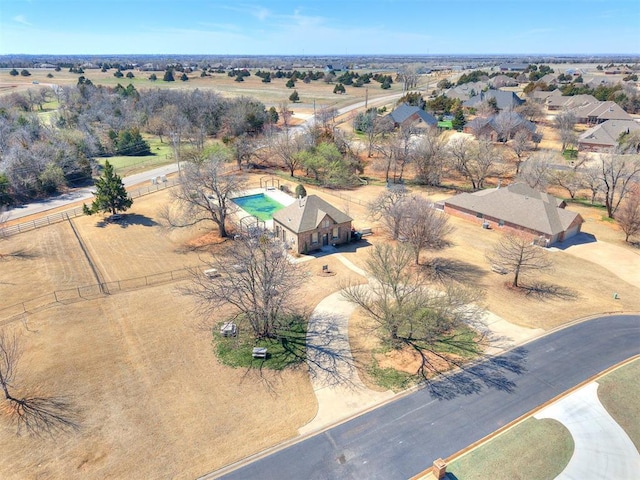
[217,314,640,480]
[4,163,180,221]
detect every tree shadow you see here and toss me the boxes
[423,346,529,401]
[95,214,158,229]
[304,311,361,389]
[421,257,487,284]
[5,393,81,437]
[0,249,38,260]
[520,281,578,301]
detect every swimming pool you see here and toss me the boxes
[232,193,285,221]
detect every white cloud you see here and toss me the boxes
[13,15,32,26]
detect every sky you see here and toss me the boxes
[1,0,639,56]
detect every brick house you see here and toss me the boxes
[272,195,352,254]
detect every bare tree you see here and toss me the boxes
[412,127,448,186]
[367,186,409,240]
[449,138,498,190]
[516,101,543,123]
[185,231,306,340]
[266,126,307,176]
[554,110,577,151]
[550,169,583,199]
[616,184,640,242]
[0,330,79,436]
[599,153,640,218]
[493,110,521,143]
[353,110,393,158]
[164,147,246,237]
[517,152,553,190]
[341,243,484,378]
[486,233,553,288]
[374,126,414,184]
[509,130,532,174]
[399,196,454,264]
[579,164,604,205]
[397,65,420,91]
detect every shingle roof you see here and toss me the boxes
[444,183,582,236]
[465,113,537,134]
[546,94,598,109]
[578,119,640,147]
[387,103,437,126]
[272,195,352,234]
[462,89,524,110]
[571,101,633,122]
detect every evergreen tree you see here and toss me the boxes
[289,90,300,103]
[9,69,18,76]
[83,161,133,216]
[180,73,189,81]
[452,108,466,131]
[333,83,346,94]
[163,69,175,82]
[286,78,296,88]
[149,73,157,81]
[295,184,307,198]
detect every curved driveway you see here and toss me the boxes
[218,314,640,480]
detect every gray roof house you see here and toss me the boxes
[272,195,353,254]
[462,89,525,111]
[387,103,438,129]
[578,119,640,152]
[443,183,584,245]
[463,112,537,142]
[571,101,633,125]
[444,81,489,101]
[545,94,598,110]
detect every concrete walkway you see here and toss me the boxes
[299,252,544,435]
[535,382,640,479]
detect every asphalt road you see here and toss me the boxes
[217,314,640,480]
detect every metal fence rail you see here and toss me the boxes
[1,177,180,238]
[0,265,201,326]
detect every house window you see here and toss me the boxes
[476,213,483,219]
[332,226,339,239]
[311,232,318,244]
[323,219,330,228]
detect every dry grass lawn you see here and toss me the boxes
[2,169,639,478]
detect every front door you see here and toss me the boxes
[322,233,328,246]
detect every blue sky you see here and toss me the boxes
[1,0,638,55]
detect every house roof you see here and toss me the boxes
[578,119,640,147]
[465,112,537,135]
[571,101,633,122]
[387,103,437,126]
[546,93,599,109]
[462,89,524,110]
[444,183,582,237]
[444,81,488,101]
[272,195,352,234]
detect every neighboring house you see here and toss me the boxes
[489,75,519,88]
[578,119,640,152]
[462,89,524,111]
[443,183,584,245]
[499,63,528,72]
[463,112,537,142]
[545,93,598,111]
[571,101,633,125]
[272,195,352,254]
[444,81,488,101]
[386,103,438,129]
[530,88,562,103]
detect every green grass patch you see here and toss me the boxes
[448,418,574,480]
[95,136,174,176]
[368,358,415,391]
[597,358,640,450]
[214,316,307,370]
[438,120,453,129]
[562,149,578,160]
[566,197,607,210]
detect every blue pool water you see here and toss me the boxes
[232,193,285,221]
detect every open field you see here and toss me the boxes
[445,358,640,479]
[0,66,415,113]
[96,136,176,176]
